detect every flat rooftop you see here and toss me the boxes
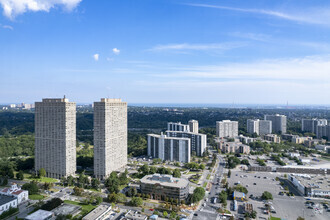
[141,174,189,188]
[0,195,16,206]
[290,174,330,191]
[147,134,191,141]
[52,203,81,216]
[25,210,53,220]
[82,204,111,220]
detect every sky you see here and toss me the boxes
[1,0,330,105]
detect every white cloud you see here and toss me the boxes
[93,54,99,61]
[150,54,330,82]
[112,48,120,55]
[106,57,114,62]
[185,3,330,26]
[149,42,245,52]
[0,0,82,19]
[0,24,13,30]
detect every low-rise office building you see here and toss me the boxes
[82,204,112,220]
[238,135,256,144]
[25,210,54,220]
[0,195,17,215]
[147,134,191,163]
[288,174,330,198]
[140,174,189,201]
[292,136,313,144]
[0,183,28,204]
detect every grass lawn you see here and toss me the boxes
[187,171,200,175]
[64,200,96,216]
[270,216,281,220]
[203,182,207,188]
[29,194,45,200]
[206,174,211,180]
[29,176,58,183]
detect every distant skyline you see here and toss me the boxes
[1,0,330,104]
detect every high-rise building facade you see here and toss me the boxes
[216,120,238,138]
[259,120,272,135]
[167,122,189,132]
[147,134,191,163]
[188,120,199,133]
[35,98,76,178]
[94,98,127,179]
[302,119,327,133]
[316,125,330,139]
[165,131,206,156]
[264,114,287,134]
[247,119,259,134]
[247,119,272,135]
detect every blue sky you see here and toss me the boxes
[1,0,330,105]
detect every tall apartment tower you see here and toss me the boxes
[94,98,127,179]
[247,119,259,135]
[264,114,287,134]
[167,122,189,132]
[147,134,191,163]
[259,120,272,135]
[35,98,76,178]
[216,120,238,138]
[188,120,199,133]
[302,119,327,133]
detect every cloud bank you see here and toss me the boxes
[0,0,82,19]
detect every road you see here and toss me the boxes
[191,154,226,220]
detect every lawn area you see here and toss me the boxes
[64,200,96,216]
[206,174,211,180]
[187,171,200,175]
[28,176,58,183]
[203,182,207,188]
[270,216,281,220]
[29,194,45,200]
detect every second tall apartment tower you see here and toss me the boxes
[94,98,127,179]
[35,98,76,179]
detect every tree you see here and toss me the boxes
[199,164,205,170]
[163,211,168,217]
[261,191,273,200]
[297,217,305,220]
[172,169,181,178]
[39,168,46,178]
[67,176,74,186]
[105,172,120,193]
[16,170,24,180]
[91,178,100,189]
[119,172,129,185]
[129,197,143,207]
[191,187,205,203]
[96,197,103,205]
[240,159,250,165]
[73,186,84,196]
[22,181,39,195]
[138,164,149,175]
[170,211,176,219]
[149,166,157,174]
[228,170,231,178]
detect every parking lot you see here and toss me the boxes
[227,170,330,220]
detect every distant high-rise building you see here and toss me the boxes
[316,125,330,139]
[247,119,259,135]
[35,98,76,178]
[302,119,327,133]
[94,98,127,179]
[167,122,189,132]
[259,120,272,135]
[216,120,238,138]
[165,130,206,156]
[264,114,287,134]
[147,134,191,163]
[188,120,199,133]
